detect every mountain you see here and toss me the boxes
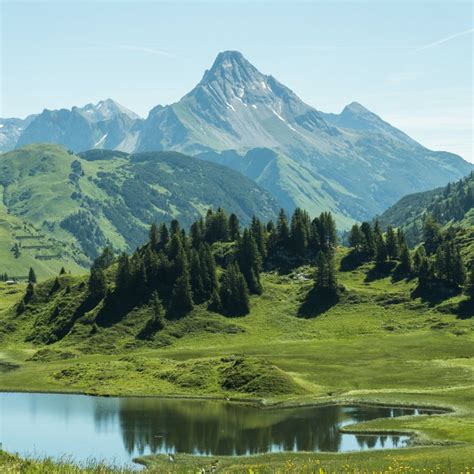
[0,144,278,272]
[15,99,142,153]
[1,52,471,227]
[0,116,36,153]
[378,172,474,247]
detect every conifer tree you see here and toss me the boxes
[116,253,131,292]
[290,208,308,256]
[385,226,399,260]
[138,291,165,339]
[219,262,250,316]
[374,221,387,263]
[348,224,364,252]
[398,243,412,274]
[24,281,35,303]
[360,222,375,257]
[59,267,67,275]
[170,219,181,236]
[237,229,263,294]
[413,246,426,273]
[314,251,338,291]
[423,215,441,255]
[190,218,205,248]
[207,287,223,313]
[149,223,159,250]
[168,269,194,317]
[159,223,170,249]
[276,209,290,248]
[28,267,37,284]
[50,276,61,294]
[465,265,474,300]
[199,243,218,299]
[228,213,241,241]
[251,216,267,259]
[89,266,106,300]
[190,250,205,303]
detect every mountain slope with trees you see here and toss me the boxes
[377,172,473,245]
[0,144,278,272]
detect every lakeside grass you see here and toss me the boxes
[0,260,473,472]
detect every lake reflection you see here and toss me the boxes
[0,393,435,464]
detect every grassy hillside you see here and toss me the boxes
[0,144,278,276]
[0,254,473,471]
[0,208,85,279]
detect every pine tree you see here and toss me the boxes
[318,212,337,252]
[251,216,267,259]
[116,253,131,292]
[290,208,308,256]
[89,266,106,300]
[314,251,338,291]
[219,262,250,316]
[398,243,412,274]
[228,213,241,241]
[199,243,218,299]
[149,223,159,250]
[207,287,223,313]
[423,215,441,255]
[59,267,66,275]
[167,269,194,317]
[190,218,205,248]
[24,281,35,303]
[28,267,37,284]
[159,223,170,249]
[374,221,387,263]
[385,226,399,260]
[237,229,263,294]
[93,246,115,270]
[50,277,61,294]
[348,224,365,252]
[276,209,290,248]
[465,265,474,300]
[138,291,165,339]
[190,250,205,303]
[360,222,375,257]
[205,208,229,243]
[413,246,426,273]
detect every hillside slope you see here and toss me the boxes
[0,144,278,268]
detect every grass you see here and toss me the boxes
[0,256,473,472]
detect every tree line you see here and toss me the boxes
[85,208,338,337]
[348,215,473,298]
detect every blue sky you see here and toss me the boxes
[1,0,472,162]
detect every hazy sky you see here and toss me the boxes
[1,1,472,162]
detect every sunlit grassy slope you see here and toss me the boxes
[0,251,473,470]
[0,144,278,277]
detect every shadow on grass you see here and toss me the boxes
[364,261,397,282]
[339,251,367,272]
[456,298,474,319]
[298,286,341,318]
[411,281,461,307]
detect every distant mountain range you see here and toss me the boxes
[0,144,278,276]
[1,51,471,228]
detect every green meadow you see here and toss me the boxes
[0,252,473,472]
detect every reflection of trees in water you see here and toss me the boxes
[93,400,417,456]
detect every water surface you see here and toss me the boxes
[0,392,436,465]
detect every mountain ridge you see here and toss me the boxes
[1,51,471,227]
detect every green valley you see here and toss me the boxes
[0,206,473,472]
